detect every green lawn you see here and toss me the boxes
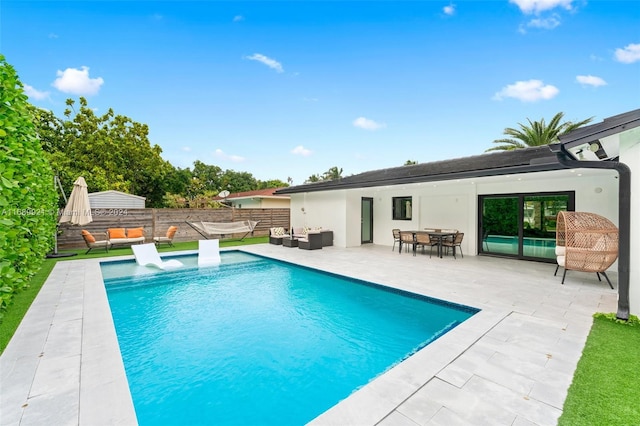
[2,240,639,425]
[558,313,640,425]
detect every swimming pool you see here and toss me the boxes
[103,251,478,425]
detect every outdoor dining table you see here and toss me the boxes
[398,230,457,258]
[427,231,457,258]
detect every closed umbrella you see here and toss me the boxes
[59,176,92,226]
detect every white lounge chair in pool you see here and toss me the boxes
[132,243,183,270]
[198,239,221,266]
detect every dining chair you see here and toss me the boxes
[443,232,464,258]
[392,228,401,251]
[414,232,437,257]
[399,231,415,254]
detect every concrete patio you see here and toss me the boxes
[0,244,617,425]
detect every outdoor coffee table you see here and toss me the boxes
[282,237,298,248]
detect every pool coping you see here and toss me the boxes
[1,245,618,425]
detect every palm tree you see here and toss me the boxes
[486,112,593,152]
[322,166,343,181]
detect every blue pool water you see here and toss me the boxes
[103,251,478,425]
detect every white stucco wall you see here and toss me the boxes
[230,198,290,208]
[230,198,261,209]
[620,130,640,316]
[289,168,619,261]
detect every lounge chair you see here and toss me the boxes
[198,239,221,266]
[81,230,112,254]
[154,225,178,247]
[554,211,618,288]
[132,243,183,270]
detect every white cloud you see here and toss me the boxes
[492,79,559,102]
[182,146,192,152]
[526,14,561,29]
[214,148,245,162]
[52,66,104,95]
[233,15,244,22]
[291,145,312,156]
[576,75,607,87]
[353,117,386,131]
[443,4,455,15]
[510,0,573,14]
[245,53,284,73]
[23,84,50,100]
[614,43,640,64]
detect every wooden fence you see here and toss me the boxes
[57,208,290,249]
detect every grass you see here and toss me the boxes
[558,314,640,425]
[0,259,57,353]
[2,239,639,424]
[0,236,267,354]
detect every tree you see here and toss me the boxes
[323,166,343,181]
[486,112,593,152]
[220,170,258,193]
[404,160,418,165]
[33,97,173,207]
[305,166,344,183]
[257,179,289,189]
[305,174,322,183]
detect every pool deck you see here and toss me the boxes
[0,244,617,425]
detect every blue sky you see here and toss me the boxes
[2,1,639,186]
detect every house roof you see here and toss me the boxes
[276,145,567,194]
[556,108,640,161]
[215,188,290,201]
[88,190,146,200]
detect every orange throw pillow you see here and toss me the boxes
[127,227,144,238]
[82,230,96,243]
[108,228,126,239]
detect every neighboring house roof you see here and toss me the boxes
[88,190,146,200]
[214,188,290,201]
[276,145,567,194]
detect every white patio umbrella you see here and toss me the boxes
[59,176,93,226]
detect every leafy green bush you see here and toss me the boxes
[0,54,57,315]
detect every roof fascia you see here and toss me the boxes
[558,109,640,154]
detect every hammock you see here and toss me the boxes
[186,220,259,241]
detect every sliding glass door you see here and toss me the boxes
[479,192,574,261]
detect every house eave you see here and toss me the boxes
[276,159,567,194]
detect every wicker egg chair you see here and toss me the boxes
[554,211,619,289]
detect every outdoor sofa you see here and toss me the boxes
[107,227,146,247]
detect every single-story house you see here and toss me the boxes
[276,109,640,319]
[88,190,146,209]
[216,188,290,209]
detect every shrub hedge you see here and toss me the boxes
[0,54,57,315]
